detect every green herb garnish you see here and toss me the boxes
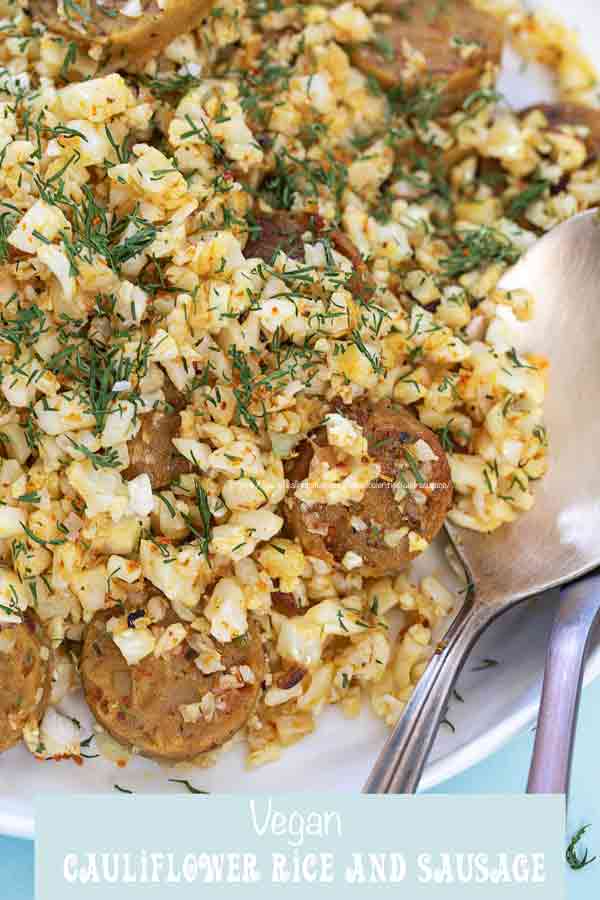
[168,779,209,795]
[471,657,500,672]
[440,227,520,278]
[567,825,596,870]
[403,449,425,485]
[507,179,549,219]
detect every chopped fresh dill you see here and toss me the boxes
[440,227,520,278]
[507,179,549,219]
[566,825,596,870]
[403,449,425,485]
[168,779,209,795]
[471,657,500,672]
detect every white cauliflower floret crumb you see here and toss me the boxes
[68,460,129,521]
[108,555,141,584]
[113,625,156,666]
[8,200,69,254]
[58,73,135,123]
[127,473,154,517]
[341,551,363,570]
[325,413,368,458]
[25,708,80,759]
[330,2,374,42]
[204,577,248,643]
[154,623,187,657]
[140,541,209,608]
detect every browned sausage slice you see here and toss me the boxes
[28,0,215,68]
[81,610,265,761]
[124,408,191,490]
[245,213,307,263]
[245,212,375,305]
[352,0,503,115]
[0,613,52,754]
[271,591,304,618]
[521,103,600,160]
[284,400,452,576]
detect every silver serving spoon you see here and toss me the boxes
[365,208,600,794]
[527,578,600,795]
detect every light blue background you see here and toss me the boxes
[3,678,600,897]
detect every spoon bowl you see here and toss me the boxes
[365,208,600,793]
[451,208,600,604]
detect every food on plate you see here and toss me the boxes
[246,212,376,305]
[28,0,215,68]
[0,613,52,754]
[124,406,192,490]
[81,608,265,760]
[284,401,452,576]
[520,103,600,160]
[352,0,503,113]
[6,0,598,772]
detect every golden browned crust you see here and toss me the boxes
[81,610,266,761]
[0,612,53,754]
[284,400,452,577]
[352,0,503,115]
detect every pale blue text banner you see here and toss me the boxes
[35,793,566,898]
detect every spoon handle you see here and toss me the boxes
[364,599,495,794]
[527,574,600,796]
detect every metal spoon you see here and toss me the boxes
[527,577,600,796]
[365,208,600,794]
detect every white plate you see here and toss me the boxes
[2,0,600,839]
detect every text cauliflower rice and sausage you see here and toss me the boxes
[0,0,595,768]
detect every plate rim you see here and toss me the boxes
[418,641,600,793]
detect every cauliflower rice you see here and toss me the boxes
[0,0,595,769]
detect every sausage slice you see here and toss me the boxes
[124,407,191,490]
[521,103,600,160]
[271,591,304,618]
[284,400,452,576]
[352,0,503,114]
[245,212,375,305]
[245,213,307,263]
[0,612,52,754]
[81,610,265,761]
[29,0,215,68]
